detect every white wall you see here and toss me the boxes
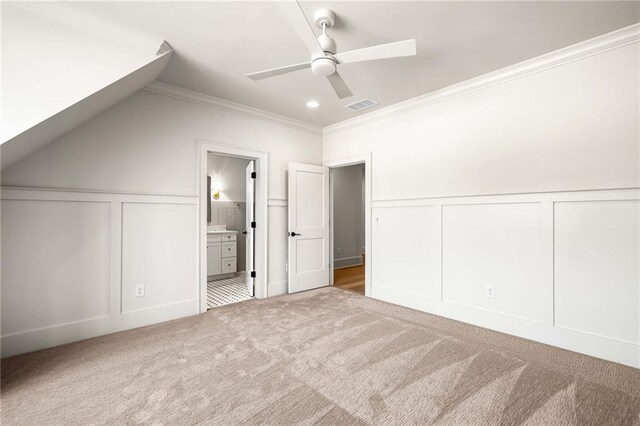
[1,88,322,357]
[207,154,251,202]
[332,164,365,268]
[324,39,640,367]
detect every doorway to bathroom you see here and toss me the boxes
[199,141,268,312]
[205,153,254,308]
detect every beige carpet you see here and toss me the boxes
[2,287,639,425]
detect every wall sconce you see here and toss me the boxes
[211,180,224,200]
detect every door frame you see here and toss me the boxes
[324,153,372,297]
[198,140,269,312]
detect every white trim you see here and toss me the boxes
[1,299,197,358]
[324,153,372,297]
[267,280,288,297]
[334,255,364,269]
[0,185,197,199]
[372,285,639,368]
[267,198,287,207]
[0,186,197,204]
[324,23,640,135]
[371,188,640,208]
[145,81,322,135]
[198,140,269,313]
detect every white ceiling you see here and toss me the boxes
[57,1,639,126]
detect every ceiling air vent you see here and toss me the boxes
[345,99,378,112]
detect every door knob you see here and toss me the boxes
[289,232,301,237]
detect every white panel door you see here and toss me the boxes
[288,163,330,293]
[246,161,255,296]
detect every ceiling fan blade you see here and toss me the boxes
[246,62,311,81]
[327,72,353,99]
[275,0,324,56]
[334,39,416,64]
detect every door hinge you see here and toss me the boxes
[251,172,256,179]
[251,221,256,228]
[250,271,256,278]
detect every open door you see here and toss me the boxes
[288,163,330,293]
[245,161,255,296]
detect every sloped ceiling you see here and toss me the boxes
[0,2,172,170]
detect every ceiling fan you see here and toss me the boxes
[246,1,417,99]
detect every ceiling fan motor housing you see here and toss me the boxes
[317,34,337,54]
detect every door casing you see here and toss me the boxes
[198,140,268,312]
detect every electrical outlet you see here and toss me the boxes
[135,284,145,297]
[485,285,495,298]
[337,247,342,255]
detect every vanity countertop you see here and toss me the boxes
[207,230,238,234]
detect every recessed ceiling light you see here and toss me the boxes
[306,100,320,108]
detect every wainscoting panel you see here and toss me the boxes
[554,200,639,344]
[371,189,640,367]
[0,187,199,357]
[442,203,544,322]
[1,199,111,335]
[372,206,441,300]
[121,202,198,314]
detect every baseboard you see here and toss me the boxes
[334,255,364,269]
[372,285,640,368]
[1,299,198,358]
[268,280,288,297]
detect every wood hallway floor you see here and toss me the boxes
[334,264,365,294]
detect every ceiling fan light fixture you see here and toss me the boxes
[311,56,336,76]
[306,100,320,108]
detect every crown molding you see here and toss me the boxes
[143,81,322,135]
[324,23,640,136]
